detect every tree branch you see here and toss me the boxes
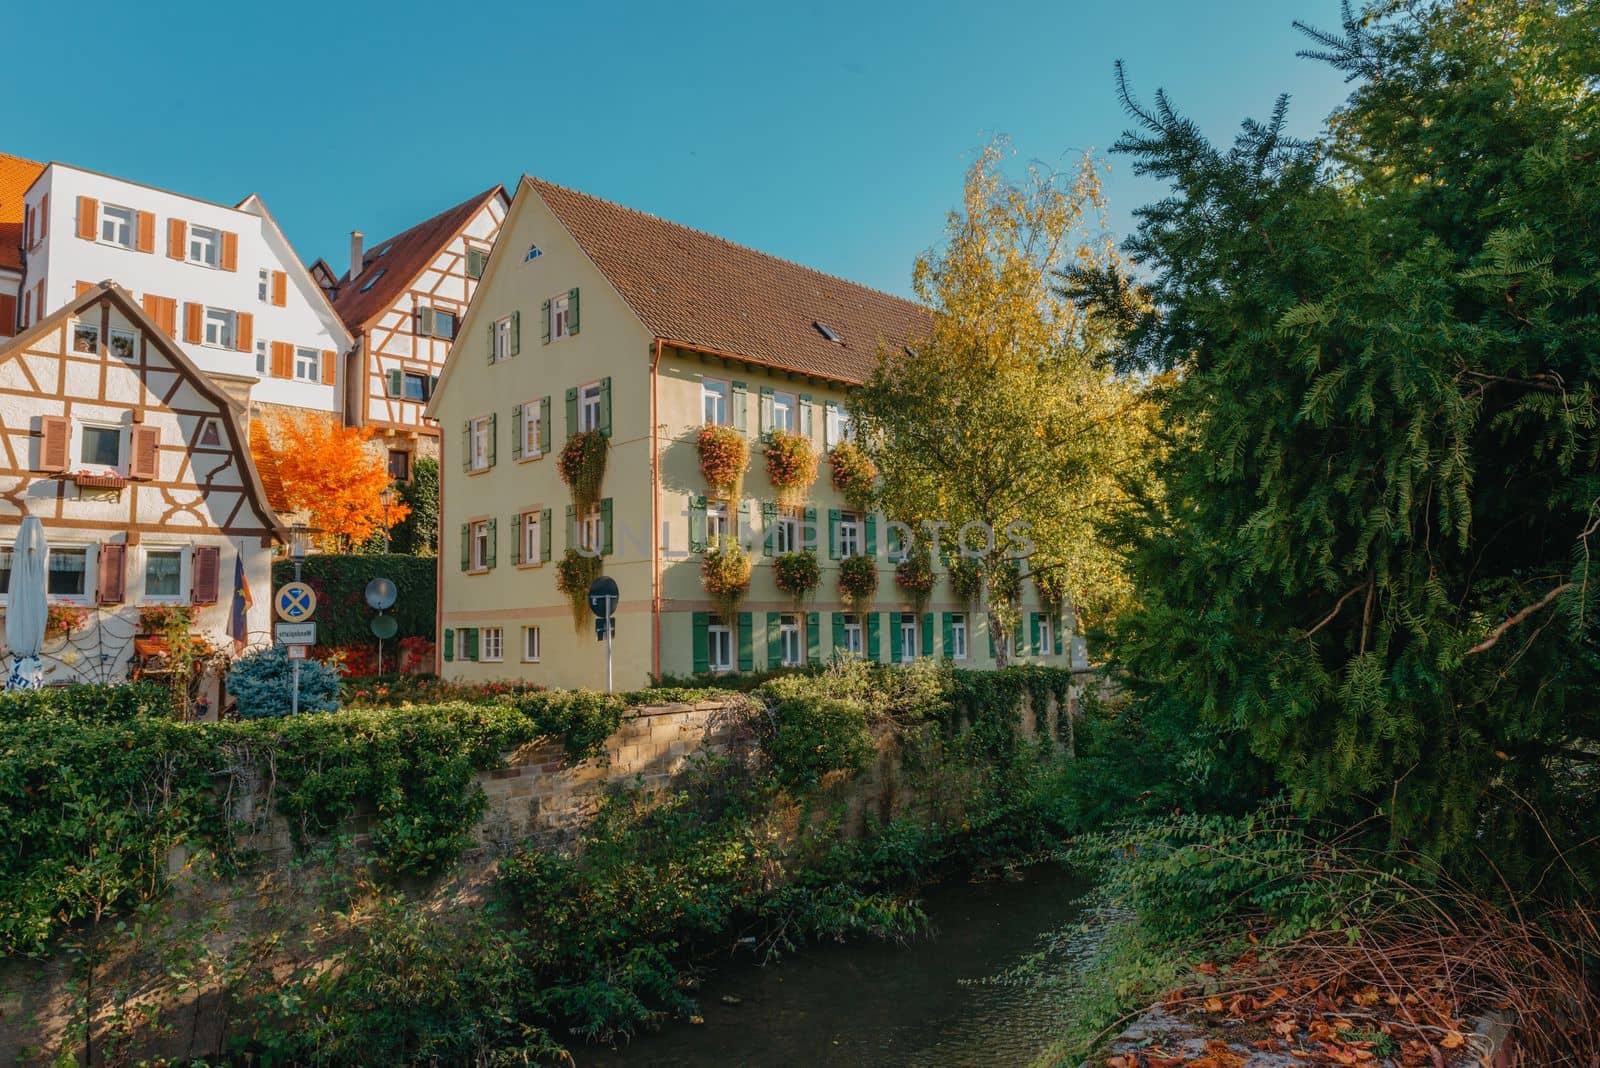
[1465,583,1575,656]
[1301,583,1365,639]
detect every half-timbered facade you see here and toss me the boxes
[0,282,282,685]
[324,186,507,481]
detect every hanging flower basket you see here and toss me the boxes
[763,430,817,507]
[948,555,984,605]
[828,440,877,510]
[697,425,748,498]
[1035,568,1068,614]
[558,430,609,511]
[701,538,752,618]
[555,548,602,630]
[773,550,821,603]
[895,548,935,615]
[838,553,878,609]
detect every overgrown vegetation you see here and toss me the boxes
[272,553,437,646]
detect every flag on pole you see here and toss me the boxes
[229,550,252,654]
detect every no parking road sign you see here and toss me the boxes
[275,582,317,622]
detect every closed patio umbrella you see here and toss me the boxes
[6,516,47,690]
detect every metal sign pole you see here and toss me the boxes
[291,557,303,716]
[605,594,615,694]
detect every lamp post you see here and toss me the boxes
[379,487,396,553]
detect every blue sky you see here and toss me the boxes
[12,1,1352,298]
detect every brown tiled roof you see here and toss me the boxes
[0,153,45,272]
[328,185,505,332]
[530,178,930,385]
[248,418,292,514]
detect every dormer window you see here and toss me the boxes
[360,268,386,293]
[814,321,841,342]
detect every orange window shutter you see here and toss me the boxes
[38,415,69,473]
[320,349,336,385]
[236,312,254,352]
[135,211,155,253]
[183,302,203,344]
[75,281,94,298]
[271,341,292,378]
[220,231,238,272]
[75,196,98,240]
[97,543,127,605]
[192,546,220,605]
[271,270,287,307]
[129,425,161,480]
[0,294,15,333]
[167,218,186,259]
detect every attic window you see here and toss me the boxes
[904,345,919,359]
[813,321,842,343]
[375,243,392,257]
[359,269,386,293]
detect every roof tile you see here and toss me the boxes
[0,153,45,272]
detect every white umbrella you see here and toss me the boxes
[6,515,48,690]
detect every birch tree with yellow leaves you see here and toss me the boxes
[852,140,1156,666]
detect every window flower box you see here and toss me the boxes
[69,470,127,490]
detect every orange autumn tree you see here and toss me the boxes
[266,414,409,548]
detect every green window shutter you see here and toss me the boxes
[443,628,454,661]
[942,612,954,658]
[737,612,753,672]
[807,611,820,665]
[567,287,580,334]
[803,506,817,552]
[418,306,435,337]
[460,523,470,571]
[767,611,781,668]
[487,320,495,363]
[461,421,471,472]
[539,396,551,454]
[922,613,934,659]
[511,404,523,460]
[887,524,902,561]
[565,387,578,437]
[824,400,838,447]
[387,368,403,396]
[487,412,497,466]
[598,376,612,438]
[486,518,497,569]
[467,248,487,279]
[890,612,903,663]
[799,394,813,437]
[689,496,707,553]
[866,613,881,662]
[600,498,614,556]
[429,374,439,399]
[540,507,552,562]
[761,501,777,556]
[831,611,845,653]
[864,513,877,556]
[510,310,521,356]
[541,299,551,344]
[828,509,840,560]
[510,513,522,565]
[731,381,748,432]
[692,612,710,675]
[466,628,479,662]
[758,386,774,437]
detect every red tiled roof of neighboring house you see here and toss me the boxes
[328,185,505,333]
[0,153,46,272]
[529,178,931,386]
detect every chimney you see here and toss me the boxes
[349,230,364,282]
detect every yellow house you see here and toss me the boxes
[426,177,1077,689]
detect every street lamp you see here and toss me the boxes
[379,487,397,553]
[287,523,313,579]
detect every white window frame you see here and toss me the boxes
[950,613,968,660]
[481,626,504,662]
[522,625,541,662]
[72,321,100,354]
[99,204,135,249]
[203,308,236,349]
[899,614,918,663]
[47,544,92,603]
[826,405,854,447]
[258,268,269,303]
[841,614,863,656]
[579,507,604,554]
[74,421,124,475]
[774,510,798,555]
[780,613,802,667]
[293,347,320,382]
[492,315,513,361]
[521,401,542,458]
[188,225,220,268]
[1038,615,1054,656]
[455,629,471,660]
[579,383,602,432]
[255,339,267,375]
[837,511,862,558]
[702,378,729,426]
[707,617,733,673]
[468,416,490,471]
[108,327,136,361]
[550,292,571,342]
[522,511,541,564]
[706,500,730,544]
[141,546,186,604]
[771,391,796,433]
[469,519,490,570]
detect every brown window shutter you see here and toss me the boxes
[97,543,126,605]
[38,193,47,240]
[75,196,98,240]
[135,211,155,253]
[167,218,186,260]
[75,281,94,298]
[38,415,69,473]
[129,425,161,480]
[236,312,254,352]
[183,302,203,344]
[142,294,176,337]
[0,294,15,333]
[271,341,293,378]
[271,270,287,307]
[192,545,220,605]
[220,231,238,272]
[320,349,336,385]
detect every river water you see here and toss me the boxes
[578,866,1089,1068]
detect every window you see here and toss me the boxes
[950,614,968,660]
[255,340,267,375]
[432,309,457,340]
[72,322,99,354]
[258,269,269,302]
[108,328,136,361]
[841,614,863,656]
[780,613,802,667]
[706,500,730,544]
[707,616,733,673]
[204,308,236,349]
[100,204,135,248]
[199,421,221,447]
[0,548,10,595]
[522,625,541,662]
[48,547,88,598]
[481,627,504,662]
[826,404,854,446]
[455,629,471,660]
[579,383,603,432]
[550,292,571,341]
[1037,615,1054,656]
[522,511,541,563]
[702,379,729,426]
[492,316,514,361]
[521,401,541,457]
[771,391,796,433]
[79,425,121,470]
[293,347,320,382]
[144,548,183,600]
[814,321,841,343]
[468,416,490,470]
[359,268,385,293]
[467,247,489,279]
[579,507,604,554]
[469,519,491,570]
[402,373,430,401]
[899,613,918,663]
[837,511,862,557]
[387,449,410,482]
[773,510,798,554]
[188,225,220,267]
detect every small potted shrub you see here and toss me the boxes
[696,425,748,498]
[701,537,752,618]
[838,553,878,608]
[773,549,821,604]
[763,430,817,507]
[558,430,609,511]
[555,548,602,630]
[828,439,877,510]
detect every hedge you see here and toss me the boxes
[272,553,436,647]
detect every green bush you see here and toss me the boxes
[757,695,873,790]
[0,681,171,724]
[271,553,436,646]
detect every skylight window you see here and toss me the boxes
[814,321,841,342]
[360,268,386,293]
